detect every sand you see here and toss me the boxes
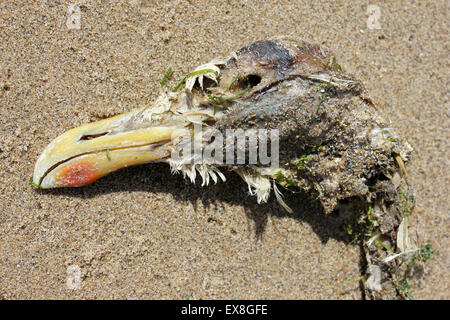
[0,0,448,299]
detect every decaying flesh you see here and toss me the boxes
[33,38,418,299]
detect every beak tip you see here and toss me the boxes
[33,108,178,189]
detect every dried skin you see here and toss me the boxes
[199,39,412,214]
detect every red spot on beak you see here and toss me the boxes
[56,161,99,187]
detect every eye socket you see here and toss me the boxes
[230,74,262,91]
[247,74,262,88]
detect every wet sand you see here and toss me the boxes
[0,0,448,299]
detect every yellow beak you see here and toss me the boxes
[32,107,187,188]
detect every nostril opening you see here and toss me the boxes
[247,74,261,88]
[79,132,109,141]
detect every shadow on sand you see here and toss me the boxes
[41,163,350,244]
